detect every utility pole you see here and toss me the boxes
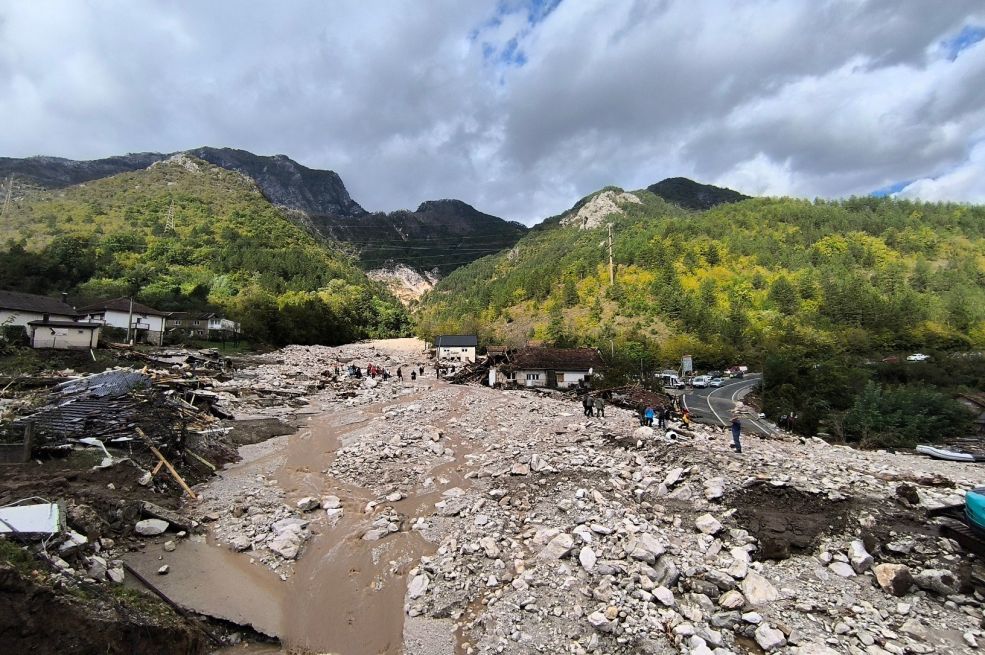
[607,223,615,285]
[164,199,175,232]
[126,297,134,344]
[0,175,12,220]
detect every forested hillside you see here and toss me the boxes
[0,155,409,344]
[417,187,985,443]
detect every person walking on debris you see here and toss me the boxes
[594,396,605,419]
[419,365,424,376]
[411,370,417,381]
[659,406,670,430]
[730,403,744,454]
[583,395,593,417]
[637,405,646,426]
[644,405,655,427]
[397,367,403,381]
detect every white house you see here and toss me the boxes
[502,347,604,389]
[435,335,478,363]
[28,319,102,350]
[0,290,78,333]
[77,298,167,346]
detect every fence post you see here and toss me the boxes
[21,422,33,462]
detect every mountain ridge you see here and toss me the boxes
[0,148,526,279]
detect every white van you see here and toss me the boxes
[692,375,711,388]
[659,373,685,389]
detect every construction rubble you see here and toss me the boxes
[3,339,985,655]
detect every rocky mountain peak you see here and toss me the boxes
[186,147,367,219]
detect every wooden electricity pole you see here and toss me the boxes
[608,223,615,285]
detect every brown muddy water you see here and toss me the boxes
[126,384,474,655]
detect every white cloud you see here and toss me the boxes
[895,140,985,203]
[0,1,984,223]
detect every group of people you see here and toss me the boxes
[640,404,672,429]
[394,365,426,381]
[581,394,606,418]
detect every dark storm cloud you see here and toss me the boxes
[0,1,983,223]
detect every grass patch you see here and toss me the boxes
[0,539,39,576]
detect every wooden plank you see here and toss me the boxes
[187,449,216,472]
[136,428,196,500]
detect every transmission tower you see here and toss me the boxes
[164,199,175,232]
[0,175,12,221]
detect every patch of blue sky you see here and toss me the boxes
[871,180,911,197]
[942,24,985,61]
[526,0,562,25]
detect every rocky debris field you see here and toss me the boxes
[169,339,985,655]
[9,338,980,654]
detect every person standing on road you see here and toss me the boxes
[594,396,605,419]
[730,404,743,453]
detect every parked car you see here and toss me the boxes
[692,375,711,388]
[710,377,725,387]
[707,370,723,379]
[906,353,930,362]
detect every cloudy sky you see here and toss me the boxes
[1,1,983,223]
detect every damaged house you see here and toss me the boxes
[494,347,604,389]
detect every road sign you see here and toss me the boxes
[682,355,693,373]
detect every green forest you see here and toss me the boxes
[0,157,409,345]
[417,189,985,445]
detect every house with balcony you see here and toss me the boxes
[77,298,167,346]
[165,311,241,341]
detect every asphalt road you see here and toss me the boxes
[677,375,776,436]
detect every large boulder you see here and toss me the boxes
[739,571,779,606]
[848,540,873,573]
[538,533,574,560]
[873,563,913,597]
[754,623,787,651]
[913,568,960,596]
[134,519,169,536]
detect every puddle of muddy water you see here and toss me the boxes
[123,536,287,639]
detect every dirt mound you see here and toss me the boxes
[729,484,854,560]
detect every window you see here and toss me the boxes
[462,348,468,352]
[526,373,541,381]
[173,320,182,325]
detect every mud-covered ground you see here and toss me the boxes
[7,338,985,655]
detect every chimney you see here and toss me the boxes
[42,313,50,323]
